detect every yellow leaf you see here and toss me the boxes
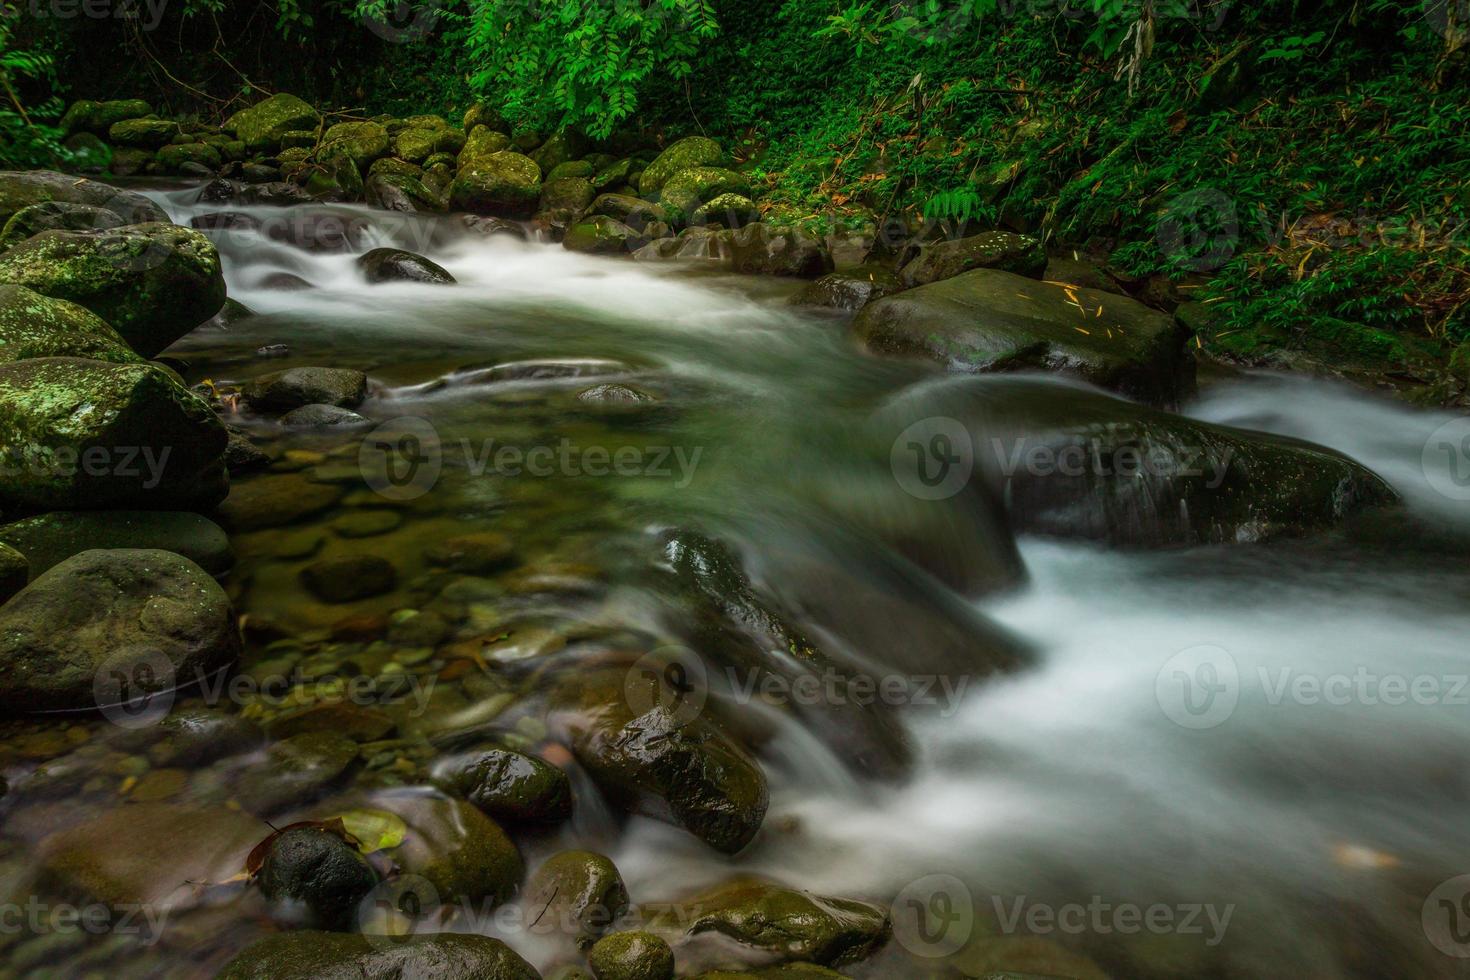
[336,809,408,854]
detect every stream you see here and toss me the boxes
[4,188,1469,979]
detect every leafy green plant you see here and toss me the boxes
[0,20,66,169]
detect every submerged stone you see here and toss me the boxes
[0,510,233,576]
[216,931,539,980]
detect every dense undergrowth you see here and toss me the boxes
[4,0,1469,384]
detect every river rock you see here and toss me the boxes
[107,117,180,149]
[0,510,233,576]
[853,268,1195,406]
[321,121,390,168]
[142,704,262,767]
[157,141,223,173]
[588,194,668,230]
[461,214,529,240]
[0,171,166,227]
[226,93,321,149]
[451,150,543,217]
[235,732,361,815]
[372,789,524,906]
[564,217,644,255]
[526,849,630,947]
[0,201,126,249]
[0,358,228,513]
[898,230,1046,286]
[790,268,900,311]
[215,473,345,531]
[0,223,226,358]
[394,124,464,163]
[691,193,759,229]
[432,746,572,824]
[659,168,751,226]
[0,541,27,603]
[541,176,596,216]
[59,99,153,136]
[357,247,456,284]
[724,224,833,278]
[301,555,397,603]
[216,931,540,980]
[258,826,379,931]
[0,548,240,712]
[365,168,446,213]
[880,374,1401,547]
[680,878,890,967]
[640,137,724,196]
[531,129,586,174]
[560,674,768,854]
[244,366,368,412]
[589,931,675,980]
[0,283,141,364]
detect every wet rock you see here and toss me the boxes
[532,130,587,175]
[197,178,314,206]
[0,540,27,603]
[268,702,397,742]
[724,225,833,278]
[245,366,368,412]
[691,193,759,230]
[394,124,464,163]
[853,268,1195,406]
[898,231,1046,287]
[640,137,724,196]
[0,510,233,577]
[564,217,643,255]
[235,732,360,815]
[60,99,153,136]
[374,789,524,906]
[659,168,752,226]
[790,268,901,311]
[216,473,345,531]
[259,271,314,291]
[143,705,262,766]
[680,878,890,967]
[0,548,239,712]
[526,849,630,946]
[258,826,379,930]
[301,555,397,603]
[588,194,668,230]
[216,931,540,980]
[331,508,403,538]
[589,931,675,980]
[883,374,1401,547]
[358,247,456,285]
[225,93,321,149]
[321,121,390,168]
[282,405,370,428]
[462,214,530,240]
[542,176,596,215]
[432,746,572,824]
[0,283,141,364]
[0,201,126,249]
[577,383,656,406]
[561,677,768,853]
[451,150,543,217]
[0,170,165,227]
[157,142,222,173]
[365,165,446,213]
[427,531,517,573]
[0,357,228,513]
[0,222,226,358]
[225,430,272,474]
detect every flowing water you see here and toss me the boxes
[4,189,1469,978]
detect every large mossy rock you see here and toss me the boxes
[364,162,446,214]
[525,850,630,948]
[321,121,390,168]
[450,149,543,217]
[674,878,890,968]
[225,93,321,149]
[723,224,833,278]
[0,358,228,514]
[59,99,153,137]
[394,124,464,163]
[0,223,226,358]
[216,931,540,980]
[853,268,1195,406]
[0,510,233,577]
[0,548,240,712]
[107,117,179,149]
[897,231,1047,286]
[640,136,724,195]
[558,672,768,854]
[244,366,368,412]
[0,541,26,604]
[432,746,573,825]
[563,216,643,255]
[876,374,1400,547]
[361,788,525,907]
[0,201,126,249]
[0,171,165,227]
[658,167,751,226]
[0,284,142,364]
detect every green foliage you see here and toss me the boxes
[0,19,66,169]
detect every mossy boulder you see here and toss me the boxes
[244,366,369,413]
[358,247,455,284]
[457,125,512,170]
[394,125,465,163]
[588,194,668,230]
[0,284,142,365]
[658,168,751,226]
[369,789,525,907]
[216,932,540,980]
[156,142,222,173]
[790,268,901,311]
[541,176,596,216]
[107,117,179,149]
[0,201,126,249]
[640,136,724,195]
[322,121,390,168]
[0,358,228,514]
[532,129,586,174]
[0,510,232,577]
[225,93,321,149]
[60,99,153,136]
[0,223,226,358]
[898,231,1047,286]
[563,217,643,255]
[0,541,26,604]
[0,548,240,713]
[432,746,573,825]
[588,932,675,980]
[678,878,890,967]
[60,132,112,173]
[723,224,833,278]
[526,850,630,948]
[365,167,446,213]
[0,171,165,227]
[853,268,1195,406]
[462,103,505,133]
[548,160,595,182]
[691,193,759,229]
[450,150,543,217]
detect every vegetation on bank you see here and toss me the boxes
[3,1,1468,393]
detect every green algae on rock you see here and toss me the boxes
[451,149,544,217]
[0,509,232,576]
[0,284,142,365]
[677,877,890,968]
[0,171,166,227]
[639,136,725,196]
[225,93,321,149]
[525,849,631,948]
[588,931,676,980]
